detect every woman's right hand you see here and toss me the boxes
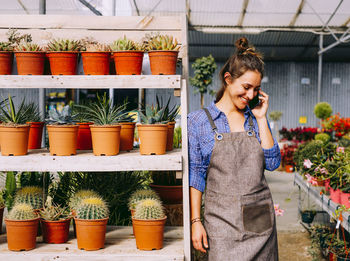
[191,221,208,253]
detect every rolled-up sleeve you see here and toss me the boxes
[188,116,207,192]
[262,139,281,171]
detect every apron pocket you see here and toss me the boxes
[242,203,272,234]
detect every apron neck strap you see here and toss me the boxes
[204,108,223,140]
[248,115,254,131]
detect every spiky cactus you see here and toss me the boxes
[46,105,76,125]
[144,34,180,51]
[76,197,109,220]
[110,36,143,51]
[14,42,42,52]
[46,39,82,52]
[128,189,160,210]
[69,189,100,211]
[139,104,168,124]
[14,186,43,210]
[7,203,37,220]
[134,199,165,220]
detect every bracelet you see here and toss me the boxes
[191,217,201,225]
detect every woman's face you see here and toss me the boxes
[224,70,262,110]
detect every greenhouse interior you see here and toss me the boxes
[0,0,350,260]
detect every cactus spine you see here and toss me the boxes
[69,189,100,210]
[128,189,160,210]
[76,197,109,220]
[134,199,165,220]
[7,203,37,220]
[14,186,43,210]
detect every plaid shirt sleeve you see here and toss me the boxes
[261,119,281,171]
[188,114,207,192]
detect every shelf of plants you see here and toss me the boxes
[294,172,350,232]
[0,226,184,261]
[0,149,182,172]
[0,75,181,89]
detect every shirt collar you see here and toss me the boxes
[208,101,253,120]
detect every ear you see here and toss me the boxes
[224,72,232,85]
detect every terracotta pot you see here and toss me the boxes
[285,165,294,173]
[77,122,93,150]
[150,184,183,204]
[46,52,78,75]
[47,125,79,156]
[5,217,39,251]
[113,51,144,75]
[137,124,168,155]
[340,191,350,208]
[120,122,135,151]
[75,217,108,251]
[27,122,44,149]
[41,218,71,244]
[325,179,331,192]
[0,206,4,234]
[15,52,45,75]
[148,51,178,75]
[132,216,167,250]
[0,51,13,75]
[90,125,121,156]
[166,122,175,151]
[0,125,30,156]
[330,188,341,204]
[81,52,110,75]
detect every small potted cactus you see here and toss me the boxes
[74,196,109,251]
[80,38,111,75]
[144,34,180,75]
[46,105,79,156]
[132,198,167,250]
[110,36,144,75]
[39,196,72,244]
[14,186,43,212]
[128,189,160,217]
[137,104,169,155]
[0,41,13,75]
[24,102,44,149]
[0,191,5,234]
[46,39,82,75]
[5,203,40,251]
[76,93,128,156]
[14,41,45,75]
[0,95,31,156]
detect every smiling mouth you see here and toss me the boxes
[240,97,249,104]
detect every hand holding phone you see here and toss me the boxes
[248,93,261,109]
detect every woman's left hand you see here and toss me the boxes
[252,90,269,120]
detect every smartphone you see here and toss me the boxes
[248,94,261,109]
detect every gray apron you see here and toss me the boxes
[203,108,278,261]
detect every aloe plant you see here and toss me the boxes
[70,101,91,123]
[46,39,82,52]
[23,102,42,122]
[76,93,128,125]
[143,33,180,51]
[46,105,77,125]
[156,96,180,122]
[39,196,71,221]
[0,95,30,124]
[110,36,143,51]
[14,42,42,52]
[139,104,168,124]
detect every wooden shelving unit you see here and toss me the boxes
[0,14,190,261]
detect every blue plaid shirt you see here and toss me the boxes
[188,102,281,192]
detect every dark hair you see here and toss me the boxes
[216,37,264,102]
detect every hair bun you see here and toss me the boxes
[235,37,249,53]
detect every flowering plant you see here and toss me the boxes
[279,127,319,142]
[280,144,297,166]
[274,204,284,216]
[321,113,350,139]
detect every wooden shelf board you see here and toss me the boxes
[0,149,182,172]
[0,226,184,261]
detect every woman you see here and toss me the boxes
[188,37,281,260]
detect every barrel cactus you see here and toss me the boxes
[128,189,160,210]
[14,186,43,210]
[7,203,37,220]
[76,197,109,220]
[134,199,165,220]
[69,189,100,211]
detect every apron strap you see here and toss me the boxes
[247,115,254,136]
[203,108,223,140]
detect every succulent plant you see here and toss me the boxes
[69,189,100,211]
[7,203,37,220]
[23,102,42,122]
[14,42,42,52]
[46,39,82,52]
[75,93,128,125]
[39,196,71,221]
[110,36,143,51]
[7,29,32,46]
[156,96,180,122]
[14,186,43,210]
[46,105,77,125]
[128,189,160,210]
[143,34,180,51]
[0,42,13,51]
[139,104,168,124]
[134,199,165,220]
[76,197,109,220]
[0,95,30,125]
[80,36,111,52]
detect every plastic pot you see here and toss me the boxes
[76,122,93,150]
[148,50,178,75]
[27,122,44,149]
[41,218,71,244]
[150,184,183,204]
[15,52,45,75]
[81,52,110,75]
[0,51,13,75]
[0,125,30,156]
[120,122,135,151]
[90,125,121,156]
[75,218,108,251]
[113,51,144,75]
[166,122,175,151]
[137,124,168,155]
[46,52,78,75]
[47,125,79,156]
